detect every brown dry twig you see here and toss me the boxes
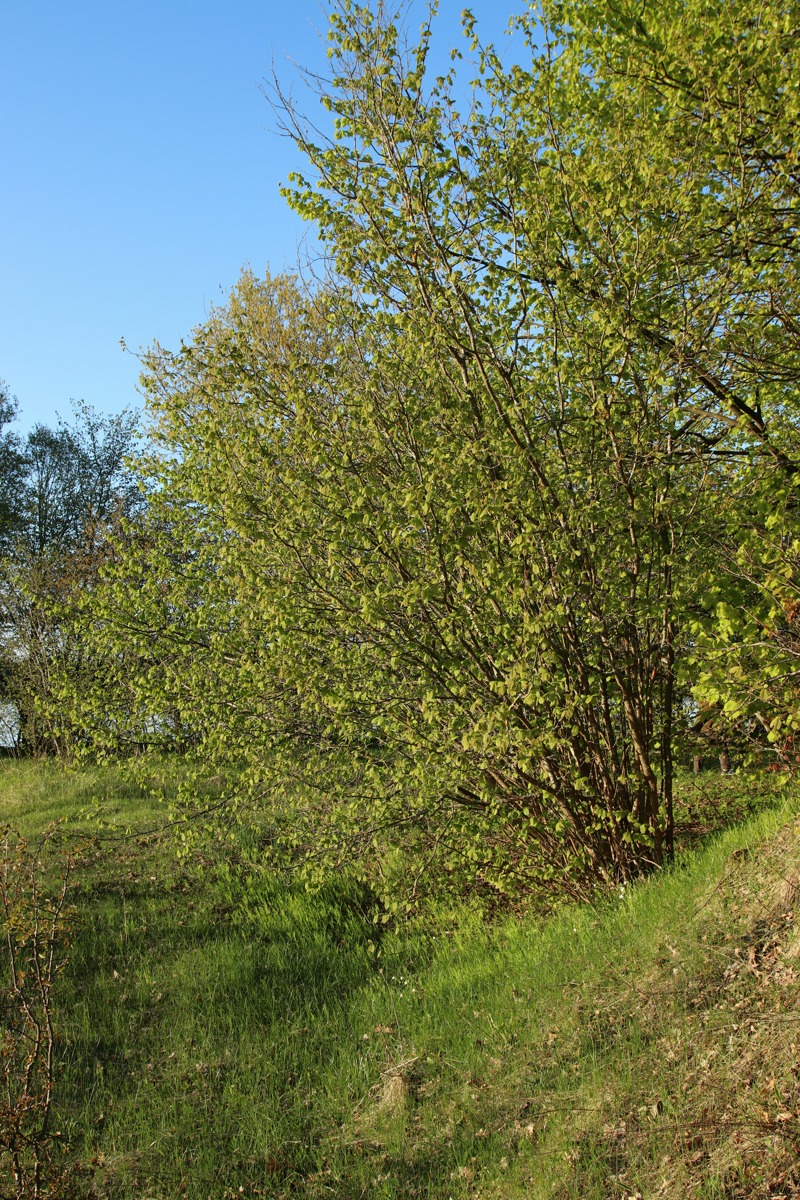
[0,824,90,1199]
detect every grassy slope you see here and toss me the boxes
[0,760,798,1199]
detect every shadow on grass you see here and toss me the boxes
[56,869,385,1178]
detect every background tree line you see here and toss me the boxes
[4,0,799,907]
[0,383,140,754]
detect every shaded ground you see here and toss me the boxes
[0,761,797,1198]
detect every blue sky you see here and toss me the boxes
[1,1,519,434]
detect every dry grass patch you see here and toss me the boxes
[549,818,800,1199]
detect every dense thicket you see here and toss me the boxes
[69,0,800,903]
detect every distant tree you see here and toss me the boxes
[0,384,23,735]
[20,402,141,555]
[0,403,142,755]
[0,381,25,554]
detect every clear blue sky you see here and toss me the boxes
[1,1,519,435]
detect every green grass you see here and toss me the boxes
[1,759,799,1198]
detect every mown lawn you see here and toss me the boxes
[1,758,798,1198]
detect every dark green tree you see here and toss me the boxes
[0,382,25,554]
[0,403,142,755]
